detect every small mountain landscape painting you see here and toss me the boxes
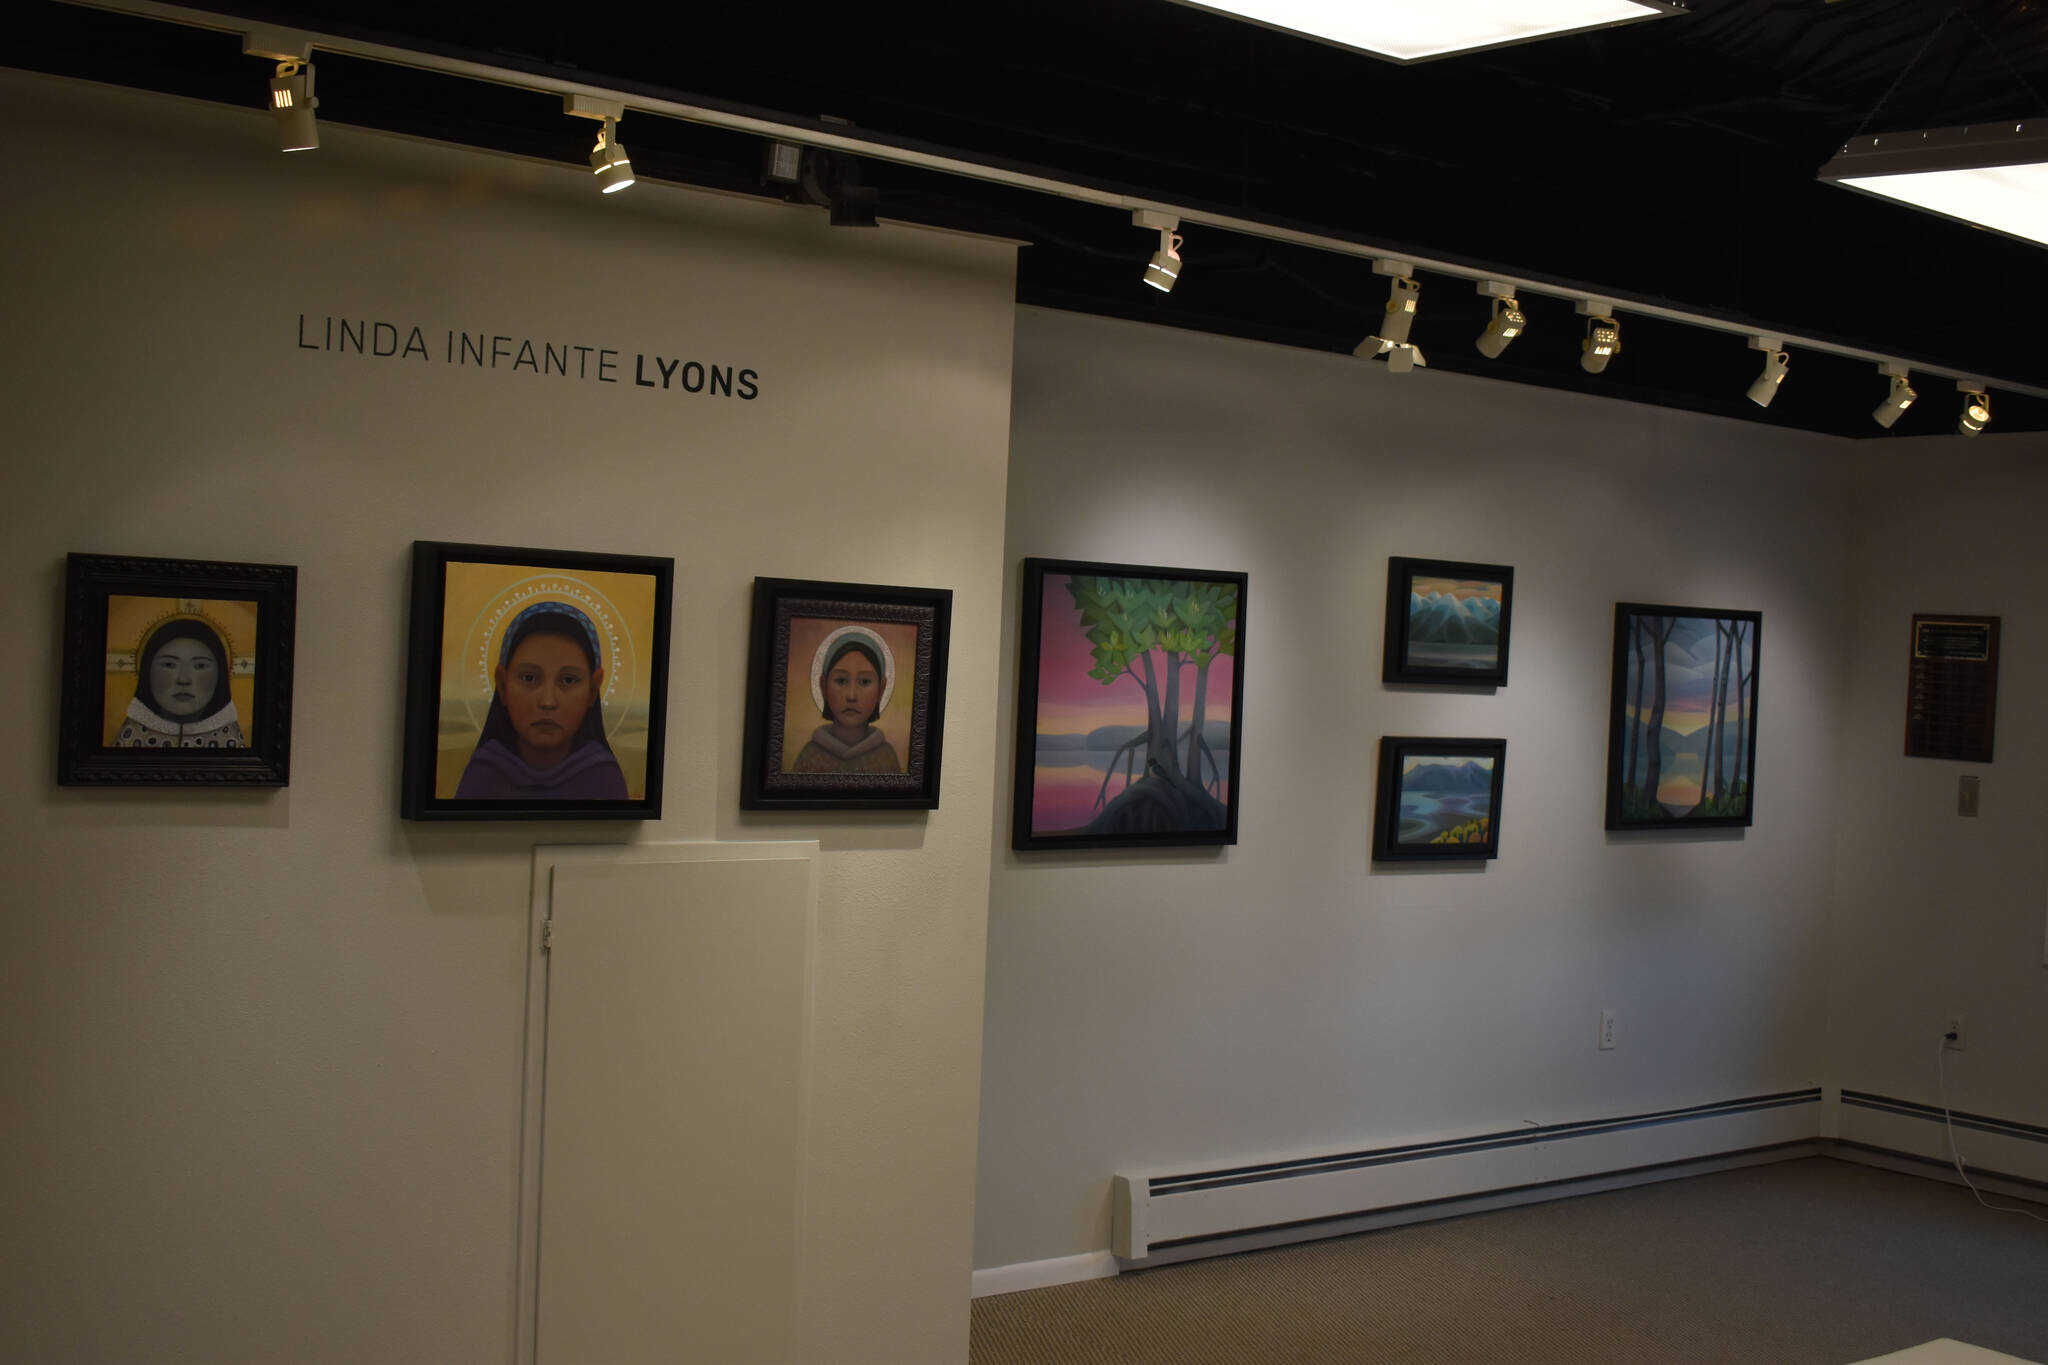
[1373,737,1506,861]
[1605,604,1760,830]
[1384,557,1513,685]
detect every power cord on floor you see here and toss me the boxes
[1934,1032,2048,1224]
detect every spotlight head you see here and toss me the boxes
[269,60,318,152]
[1958,386,1991,435]
[1384,342,1425,374]
[1134,209,1183,293]
[1747,345,1790,408]
[1144,237,1182,291]
[1580,315,1620,374]
[1375,274,1420,346]
[1476,295,1524,359]
[590,117,634,193]
[1871,367,1917,428]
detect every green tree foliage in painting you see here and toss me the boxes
[1070,575,1237,835]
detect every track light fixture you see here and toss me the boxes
[1577,299,1620,374]
[564,94,634,194]
[1746,337,1789,408]
[1353,261,1425,372]
[269,61,318,151]
[590,118,634,193]
[1872,363,1917,429]
[1134,209,1183,292]
[1475,280,1524,359]
[244,32,318,152]
[1958,383,1991,436]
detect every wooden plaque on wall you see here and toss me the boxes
[1904,614,1999,763]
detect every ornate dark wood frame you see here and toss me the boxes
[740,577,952,811]
[58,552,297,786]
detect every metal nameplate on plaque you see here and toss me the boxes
[1914,619,1993,661]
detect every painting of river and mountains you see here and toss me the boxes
[1606,604,1761,830]
[1373,737,1505,861]
[1384,558,1513,685]
[1012,560,1245,850]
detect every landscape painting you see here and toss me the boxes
[1013,558,1246,850]
[1383,557,1513,685]
[1605,603,1761,830]
[1373,737,1505,861]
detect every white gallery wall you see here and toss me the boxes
[0,73,1014,1364]
[976,306,1860,1272]
[1828,438,2048,1122]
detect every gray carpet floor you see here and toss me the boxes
[969,1158,2048,1364]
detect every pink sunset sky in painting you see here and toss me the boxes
[1035,574,1237,735]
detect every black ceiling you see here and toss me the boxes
[18,0,2048,436]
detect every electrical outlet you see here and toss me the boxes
[1598,1008,1617,1050]
[1943,1014,1966,1051]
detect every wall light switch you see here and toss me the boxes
[1958,775,1980,817]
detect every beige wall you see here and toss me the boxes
[0,73,1014,1364]
[977,307,1855,1269]
[1827,437,2048,1120]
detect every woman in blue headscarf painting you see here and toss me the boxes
[455,601,629,799]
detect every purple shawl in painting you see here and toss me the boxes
[454,738,629,800]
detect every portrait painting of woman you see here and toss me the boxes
[111,614,247,748]
[454,601,628,799]
[791,626,903,774]
[60,558,294,787]
[741,578,952,810]
[401,543,672,821]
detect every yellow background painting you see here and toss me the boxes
[780,617,921,772]
[102,595,260,745]
[434,560,661,799]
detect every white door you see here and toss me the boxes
[534,855,812,1365]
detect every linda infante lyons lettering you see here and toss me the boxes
[295,314,762,401]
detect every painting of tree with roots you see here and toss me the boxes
[1605,603,1761,830]
[1013,560,1246,849]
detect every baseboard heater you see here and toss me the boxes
[1113,1088,1822,1261]
[1832,1089,2048,1192]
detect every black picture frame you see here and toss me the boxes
[58,553,297,786]
[401,541,673,821]
[1383,556,1514,686]
[739,577,953,810]
[1605,603,1761,830]
[1372,736,1507,861]
[1012,557,1247,851]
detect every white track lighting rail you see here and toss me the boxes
[64,0,2048,404]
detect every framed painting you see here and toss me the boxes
[401,541,673,821]
[1605,603,1761,830]
[1013,558,1246,851]
[739,577,953,810]
[57,553,297,785]
[1371,736,1506,861]
[1383,556,1514,685]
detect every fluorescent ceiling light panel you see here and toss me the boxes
[1168,1,1683,63]
[1820,122,2048,248]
